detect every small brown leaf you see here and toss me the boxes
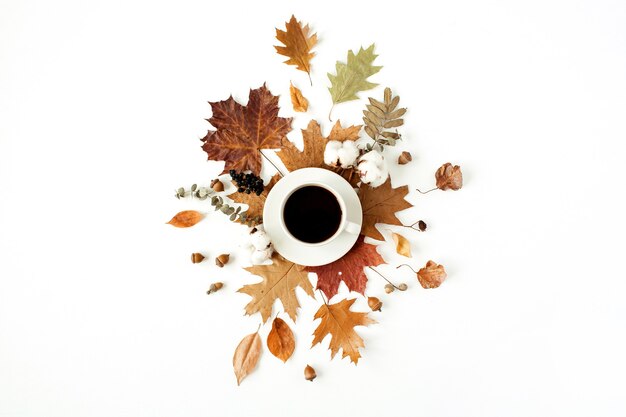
[289,82,309,112]
[435,163,463,191]
[267,317,295,363]
[233,330,262,385]
[417,260,447,289]
[391,233,412,257]
[166,210,204,228]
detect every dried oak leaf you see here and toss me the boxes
[201,84,292,176]
[358,179,412,241]
[276,120,361,186]
[392,232,412,257]
[312,298,376,364]
[233,329,262,385]
[435,163,463,191]
[166,210,204,228]
[267,317,295,363]
[275,15,317,83]
[417,260,447,289]
[328,44,382,105]
[229,174,280,223]
[239,253,314,323]
[307,235,384,299]
[289,82,308,112]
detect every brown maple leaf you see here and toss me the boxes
[275,15,317,84]
[201,84,292,176]
[276,120,362,186]
[358,178,413,241]
[239,253,315,322]
[307,235,384,299]
[435,163,463,190]
[312,298,376,364]
[417,260,447,288]
[228,174,280,223]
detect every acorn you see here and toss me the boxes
[417,220,427,232]
[207,282,223,294]
[215,254,230,267]
[398,283,408,291]
[304,365,316,381]
[398,151,412,165]
[384,283,395,294]
[211,179,224,192]
[191,253,205,264]
[368,296,382,312]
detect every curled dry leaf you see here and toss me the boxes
[435,163,463,191]
[166,210,204,228]
[233,329,262,385]
[417,260,447,289]
[267,317,295,362]
[274,15,317,83]
[290,82,309,112]
[391,232,412,257]
[312,298,376,364]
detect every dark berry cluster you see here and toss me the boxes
[229,170,264,196]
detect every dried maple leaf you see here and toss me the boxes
[289,82,308,112]
[267,317,295,363]
[417,260,447,289]
[233,329,262,385]
[201,84,292,176]
[275,15,317,84]
[166,210,204,228]
[228,174,280,223]
[312,298,376,364]
[307,235,384,299]
[239,253,314,322]
[358,179,412,241]
[276,120,361,186]
[328,44,382,106]
[435,163,463,191]
[392,232,412,257]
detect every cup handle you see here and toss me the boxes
[343,221,361,235]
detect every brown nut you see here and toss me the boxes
[304,365,316,381]
[215,254,230,267]
[384,283,395,294]
[368,296,382,312]
[398,151,412,165]
[191,253,205,264]
[211,179,224,192]
[397,283,408,291]
[207,282,223,294]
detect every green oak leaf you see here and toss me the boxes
[328,44,382,105]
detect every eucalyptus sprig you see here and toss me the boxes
[174,184,212,200]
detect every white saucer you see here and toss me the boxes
[263,168,362,266]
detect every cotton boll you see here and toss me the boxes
[367,162,388,187]
[357,150,389,187]
[358,160,381,184]
[359,149,384,165]
[323,141,342,166]
[337,140,359,168]
[251,247,273,265]
[250,231,271,250]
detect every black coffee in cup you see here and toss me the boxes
[283,185,342,243]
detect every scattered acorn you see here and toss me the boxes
[368,296,382,312]
[384,283,395,294]
[417,220,427,232]
[398,283,408,291]
[211,179,224,192]
[304,365,316,381]
[398,151,412,165]
[215,254,230,268]
[207,282,223,294]
[191,253,205,264]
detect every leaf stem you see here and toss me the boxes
[367,266,401,290]
[416,187,438,194]
[396,264,418,274]
[259,150,285,177]
[403,220,427,232]
[317,289,329,306]
[307,71,312,87]
[328,104,335,122]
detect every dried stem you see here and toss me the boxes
[259,150,285,177]
[317,289,329,306]
[416,187,438,194]
[403,220,426,231]
[396,264,418,274]
[328,104,335,122]
[307,71,312,86]
[368,266,402,290]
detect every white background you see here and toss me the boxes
[1,0,625,416]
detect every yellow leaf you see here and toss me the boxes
[289,82,308,112]
[232,330,262,385]
[392,232,412,257]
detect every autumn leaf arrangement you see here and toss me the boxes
[166,15,463,385]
